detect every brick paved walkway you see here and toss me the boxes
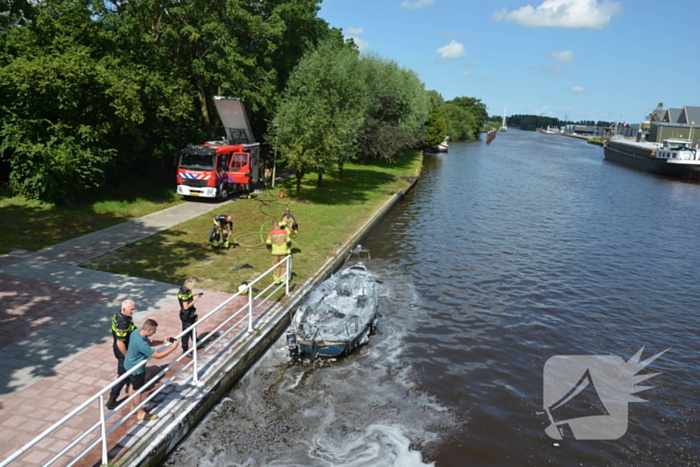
[0,267,277,467]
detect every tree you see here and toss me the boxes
[269,40,368,200]
[448,96,488,138]
[0,0,153,201]
[441,103,476,141]
[356,55,428,162]
[0,0,341,202]
[424,106,447,147]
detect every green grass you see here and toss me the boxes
[0,182,183,255]
[84,151,423,294]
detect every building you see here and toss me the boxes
[563,124,604,136]
[646,105,700,143]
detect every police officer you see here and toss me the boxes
[266,221,291,284]
[280,207,298,238]
[106,299,137,410]
[209,214,233,249]
[178,277,202,357]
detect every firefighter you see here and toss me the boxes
[266,221,291,284]
[209,214,233,249]
[280,207,298,238]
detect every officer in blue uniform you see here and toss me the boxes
[106,300,137,410]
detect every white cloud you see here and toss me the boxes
[493,0,622,29]
[346,36,370,52]
[570,85,585,93]
[401,0,434,9]
[436,40,467,59]
[534,106,552,116]
[345,27,364,36]
[463,71,472,77]
[549,50,575,62]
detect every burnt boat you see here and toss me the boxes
[287,261,378,360]
[603,137,700,180]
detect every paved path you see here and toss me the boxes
[27,199,232,266]
[0,198,267,466]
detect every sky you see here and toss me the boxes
[318,0,700,123]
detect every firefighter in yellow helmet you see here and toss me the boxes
[280,207,298,238]
[266,221,291,284]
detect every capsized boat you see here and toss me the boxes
[286,252,378,360]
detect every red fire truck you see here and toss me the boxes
[176,97,261,199]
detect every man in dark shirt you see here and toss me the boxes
[107,299,137,410]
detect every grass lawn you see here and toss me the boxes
[0,181,183,256]
[84,151,423,294]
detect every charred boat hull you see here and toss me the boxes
[288,262,378,360]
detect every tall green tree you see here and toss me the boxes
[424,91,447,146]
[356,54,428,162]
[270,39,367,200]
[449,96,488,138]
[441,103,476,141]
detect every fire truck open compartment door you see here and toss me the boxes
[213,96,255,144]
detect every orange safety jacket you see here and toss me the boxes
[266,228,290,255]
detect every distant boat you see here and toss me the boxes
[425,136,449,153]
[438,136,449,152]
[499,105,508,132]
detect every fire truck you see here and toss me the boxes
[176,97,261,199]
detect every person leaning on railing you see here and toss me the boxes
[124,319,179,422]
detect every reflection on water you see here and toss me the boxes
[168,131,700,466]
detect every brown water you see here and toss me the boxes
[166,130,700,467]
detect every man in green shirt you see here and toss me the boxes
[125,319,179,421]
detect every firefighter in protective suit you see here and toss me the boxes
[209,214,233,249]
[266,221,291,284]
[280,207,298,238]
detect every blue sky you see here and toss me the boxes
[318,0,700,123]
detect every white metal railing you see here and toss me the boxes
[1,255,292,467]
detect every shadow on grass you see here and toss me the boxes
[0,182,182,255]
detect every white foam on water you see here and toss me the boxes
[304,424,435,467]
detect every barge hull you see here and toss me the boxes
[603,144,700,180]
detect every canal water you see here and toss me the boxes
[165,130,700,466]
